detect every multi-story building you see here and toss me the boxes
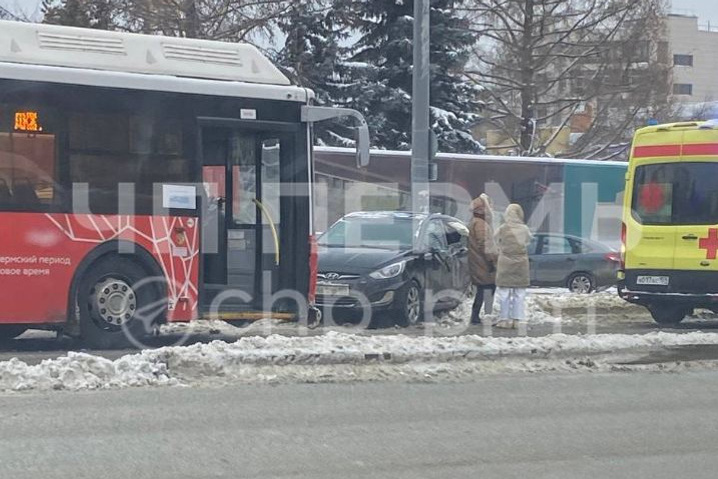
[667,13,718,102]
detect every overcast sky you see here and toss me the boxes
[2,0,718,27]
[672,0,718,22]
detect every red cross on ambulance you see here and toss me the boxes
[699,228,718,260]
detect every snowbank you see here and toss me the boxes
[438,290,642,327]
[4,331,718,392]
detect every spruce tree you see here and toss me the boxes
[276,1,352,146]
[339,0,483,153]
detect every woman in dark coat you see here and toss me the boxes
[468,195,498,324]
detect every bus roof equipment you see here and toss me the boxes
[0,19,290,86]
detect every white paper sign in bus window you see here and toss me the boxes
[162,184,197,210]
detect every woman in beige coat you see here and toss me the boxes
[494,204,533,328]
[468,195,498,324]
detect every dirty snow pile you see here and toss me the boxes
[529,291,634,313]
[5,331,718,392]
[0,353,177,391]
[440,289,639,326]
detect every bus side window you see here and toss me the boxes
[0,126,58,211]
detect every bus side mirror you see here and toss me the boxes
[301,105,372,168]
[355,125,370,168]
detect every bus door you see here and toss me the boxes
[199,120,298,312]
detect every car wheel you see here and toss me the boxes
[0,325,28,342]
[567,272,594,294]
[397,280,423,327]
[78,256,163,349]
[648,304,688,326]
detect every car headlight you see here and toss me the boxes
[369,261,406,280]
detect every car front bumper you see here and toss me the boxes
[315,276,409,312]
[618,281,718,308]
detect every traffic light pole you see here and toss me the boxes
[411,0,430,214]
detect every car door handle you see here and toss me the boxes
[566,257,576,262]
[682,234,698,240]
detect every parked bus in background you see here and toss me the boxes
[0,21,368,347]
[313,147,627,249]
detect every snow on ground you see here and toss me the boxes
[5,330,718,392]
[2,289,715,392]
[160,318,287,337]
[438,289,645,327]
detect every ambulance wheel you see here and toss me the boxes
[78,256,163,349]
[648,304,688,326]
[0,325,28,342]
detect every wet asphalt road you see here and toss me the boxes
[3,371,718,478]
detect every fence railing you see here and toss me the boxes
[698,22,718,33]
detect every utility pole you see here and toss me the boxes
[411,0,430,214]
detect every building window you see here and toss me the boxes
[673,83,693,96]
[634,41,651,63]
[673,54,694,67]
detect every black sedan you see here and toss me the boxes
[316,211,471,326]
[529,233,621,293]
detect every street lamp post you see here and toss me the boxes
[411,0,430,214]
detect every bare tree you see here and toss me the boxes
[462,0,671,159]
[44,0,292,45]
[118,0,292,42]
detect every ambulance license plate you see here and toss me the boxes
[636,275,670,286]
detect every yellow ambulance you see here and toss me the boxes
[619,121,718,324]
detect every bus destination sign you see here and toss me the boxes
[14,111,43,132]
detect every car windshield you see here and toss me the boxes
[318,216,416,249]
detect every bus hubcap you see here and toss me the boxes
[94,278,137,326]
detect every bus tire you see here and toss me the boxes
[78,256,163,349]
[0,325,28,342]
[648,304,688,326]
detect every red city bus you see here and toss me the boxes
[0,21,368,347]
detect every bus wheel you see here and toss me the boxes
[0,325,28,342]
[648,304,688,326]
[78,256,162,349]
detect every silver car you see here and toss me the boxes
[529,234,620,293]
